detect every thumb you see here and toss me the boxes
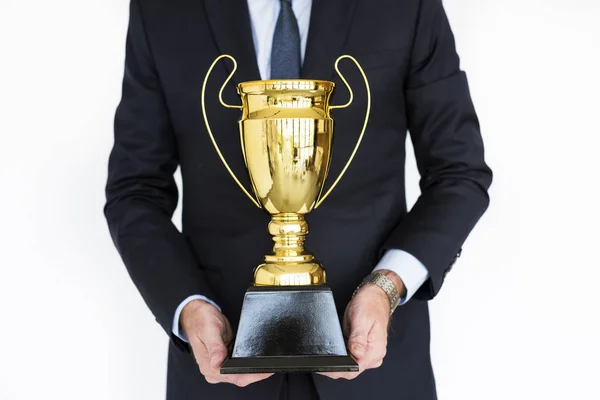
[204,336,228,369]
[347,316,369,360]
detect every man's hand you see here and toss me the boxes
[181,300,273,387]
[320,270,405,380]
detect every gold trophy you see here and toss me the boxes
[201,55,370,373]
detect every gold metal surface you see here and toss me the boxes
[202,54,371,286]
[253,213,327,286]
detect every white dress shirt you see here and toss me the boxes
[172,0,429,341]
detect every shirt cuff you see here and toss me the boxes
[172,295,222,342]
[373,249,429,305]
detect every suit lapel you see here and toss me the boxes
[301,0,358,80]
[204,0,261,83]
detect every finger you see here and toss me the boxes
[342,306,352,337]
[317,372,341,379]
[347,315,371,361]
[203,371,237,385]
[206,340,228,369]
[230,373,274,387]
[317,371,361,380]
[371,358,383,368]
[222,317,234,346]
[317,361,364,380]
[198,328,228,369]
[192,337,226,381]
[317,372,344,380]
[204,373,273,386]
[367,321,387,365]
[191,337,211,372]
[341,372,361,380]
[364,320,388,368]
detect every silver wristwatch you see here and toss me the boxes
[353,272,402,315]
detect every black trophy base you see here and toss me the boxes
[221,355,357,374]
[221,285,358,374]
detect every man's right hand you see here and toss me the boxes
[180,299,273,387]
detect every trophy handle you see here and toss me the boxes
[315,55,371,209]
[201,54,261,208]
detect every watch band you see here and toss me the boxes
[353,272,401,315]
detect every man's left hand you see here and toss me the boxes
[319,270,404,380]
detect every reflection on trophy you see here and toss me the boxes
[201,55,371,373]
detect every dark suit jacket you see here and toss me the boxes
[104,0,492,399]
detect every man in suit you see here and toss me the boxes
[104,0,492,398]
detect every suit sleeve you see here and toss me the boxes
[380,0,493,300]
[104,0,215,351]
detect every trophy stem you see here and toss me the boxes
[253,213,326,286]
[267,213,312,262]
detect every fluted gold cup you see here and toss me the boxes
[201,55,371,373]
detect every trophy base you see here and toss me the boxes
[221,355,357,374]
[221,286,358,374]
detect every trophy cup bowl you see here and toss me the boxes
[241,79,333,287]
[201,55,371,373]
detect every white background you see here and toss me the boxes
[1,0,599,399]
